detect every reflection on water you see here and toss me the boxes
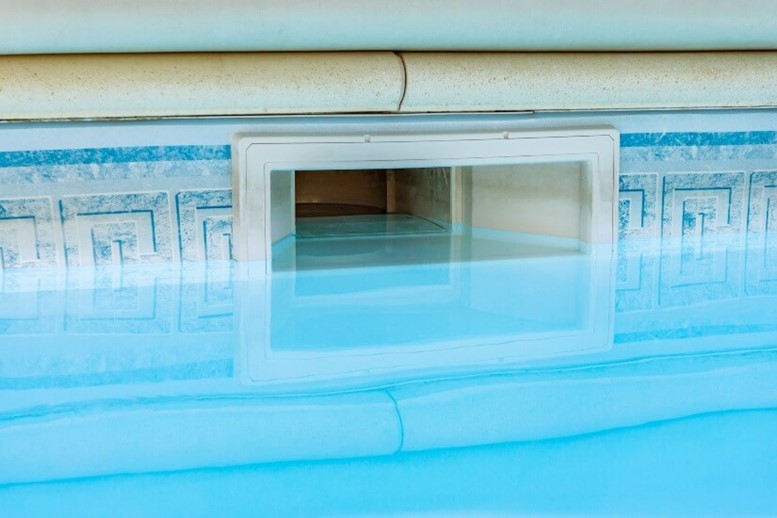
[1,228,612,389]
[0,231,776,489]
[2,230,776,390]
[251,247,612,385]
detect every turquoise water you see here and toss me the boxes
[2,410,776,516]
[0,228,776,515]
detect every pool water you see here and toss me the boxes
[2,409,776,516]
[0,227,775,515]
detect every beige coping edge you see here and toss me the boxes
[0,52,405,120]
[399,52,777,112]
[2,52,777,121]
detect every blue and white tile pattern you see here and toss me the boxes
[0,197,57,268]
[0,134,776,271]
[60,192,174,267]
[617,132,775,311]
[0,145,231,269]
[176,189,233,262]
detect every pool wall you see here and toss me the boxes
[2,111,777,269]
[2,22,777,485]
[1,111,776,393]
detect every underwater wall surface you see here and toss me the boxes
[1,111,777,487]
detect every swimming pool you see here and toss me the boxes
[0,224,775,515]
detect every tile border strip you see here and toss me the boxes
[1,132,777,168]
[0,145,231,168]
[620,131,777,148]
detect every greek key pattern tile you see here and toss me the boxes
[0,197,57,268]
[0,145,232,270]
[176,189,233,262]
[0,138,775,274]
[745,171,777,294]
[618,173,658,240]
[60,192,174,267]
[657,173,745,307]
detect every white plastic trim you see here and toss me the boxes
[232,127,619,265]
[233,126,618,386]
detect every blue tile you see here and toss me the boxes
[662,172,746,239]
[0,159,230,185]
[1,134,776,273]
[659,173,746,307]
[621,143,777,165]
[0,197,57,269]
[618,174,658,240]
[175,190,233,261]
[621,131,777,148]
[746,171,777,294]
[60,192,174,267]
[0,145,230,168]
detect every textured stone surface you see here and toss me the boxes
[400,53,777,112]
[0,53,405,120]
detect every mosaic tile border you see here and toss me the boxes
[0,133,775,270]
[620,131,777,148]
[0,145,230,168]
[0,145,232,268]
[2,131,774,169]
[0,197,57,268]
[614,132,777,317]
[60,192,174,267]
[176,190,233,262]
